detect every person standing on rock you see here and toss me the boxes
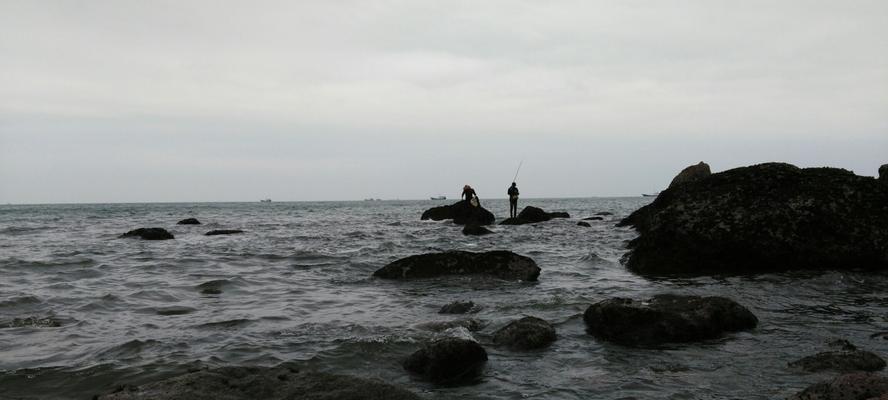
[507,182,520,218]
[462,185,479,206]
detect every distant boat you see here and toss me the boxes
[641,192,660,197]
[430,195,446,200]
[363,198,382,201]
[260,199,272,202]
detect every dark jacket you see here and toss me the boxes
[462,188,477,201]
[508,186,519,198]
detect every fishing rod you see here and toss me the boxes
[512,159,524,183]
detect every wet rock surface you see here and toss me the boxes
[177,218,201,225]
[96,364,423,400]
[790,340,886,373]
[788,372,888,400]
[421,200,495,226]
[619,163,888,275]
[668,161,711,189]
[583,294,758,346]
[403,338,488,384]
[582,216,603,221]
[492,316,557,350]
[120,228,174,240]
[415,318,485,332]
[462,224,494,236]
[439,301,479,314]
[205,229,244,236]
[373,250,540,281]
[577,221,591,227]
[499,206,570,225]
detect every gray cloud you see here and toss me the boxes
[1,1,886,203]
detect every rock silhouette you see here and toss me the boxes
[619,163,888,275]
[120,228,174,240]
[421,200,495,226]
[373,250,540,281]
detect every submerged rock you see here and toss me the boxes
[416,318,485,333]
[492,316,557,350]
[499,206,570,225]
[790,341,886,373]
[668,161,711,189]
[583,294,757,346]
[577,221,591,227]
[403,338,488,384]
[421,200,495,226]
[788,372,888,400]
[120,228,174,240]
[5,316,62,328]
[177,218,201,225]
[619,163,888,275]
[373,250,540,281]
[595,212,613,216]
[462,224,494,236]
[96,364,423,400]
[582,216,603,221]
[439,301,479,314]
[205,229,244,236]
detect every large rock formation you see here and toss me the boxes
[668,161,711,189]
[499,206,570,225]
[96,364,422,400]
[421,200,495,226]
[619,163,888,275]
[880,164,888,182]
[788,372,888,400]
[789,340,886,373]
[120,228,174,240]
[403,338,488,384]
[492,316,557,350]
[583,294,757,346]
[373,251,540,281]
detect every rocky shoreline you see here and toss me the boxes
[85,162,888,398]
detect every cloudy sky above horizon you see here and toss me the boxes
[1,1,886,203]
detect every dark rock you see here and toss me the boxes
[155,306,197,316]
[788,372,888,400]
[881,164,888,182]
[416,318,485,332]
[120,228,174,240]
[96,364,423,400]
[577,221,591,227]
[403,338,487,384]
[583,294,757,346]
[205,230,244,236]
[196,279,229,295]
[619,163,888,275]
[6,316,61,328]
[492,316,557,350]
[373,250,540,281]
[439,301,479,314]
[498,206,570,225]
[462,225,494,236]
[595,212,614,216]
[177,218,201,225]
[582,216,604,221]
[421,200,495,226]
[790,341,886,373]
[668,161,711,189]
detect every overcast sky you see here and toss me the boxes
[1,1,886,203]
